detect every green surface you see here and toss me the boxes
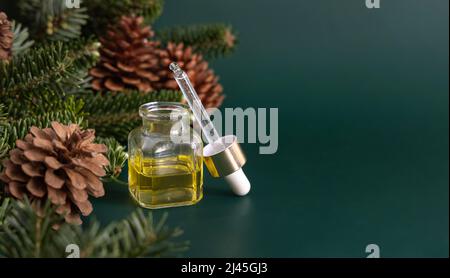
[95,0,449,257]
[2,0,448,257]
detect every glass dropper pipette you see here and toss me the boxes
[169,63,221,144]
[170,63,251,196]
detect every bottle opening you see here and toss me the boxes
[139,102,189,122]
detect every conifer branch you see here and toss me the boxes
[0,198,188,258]
[0,198,9,225]
[96,137,128,178]
[0,103,6,125]
[0,39,99,98]
[0,103,8,176]
[83,0,164,35]
[5,92,85,120]
[17,0,88,41]
[11,21,34,56]
[157,24,237,59]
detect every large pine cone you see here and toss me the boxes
[0,122,109,224]
[90,15,160,93]
[154,42,225,108]
[0,12,13,61]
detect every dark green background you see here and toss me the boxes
[2,0,449,257]
[113,0,449,257]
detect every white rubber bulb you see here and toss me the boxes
[224,169,251,196]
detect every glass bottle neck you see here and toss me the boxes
[142,118,184,135]
[139,102,191,136]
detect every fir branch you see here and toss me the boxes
[0,103,6,125]
[0,103,8,174]
[4,91,86,120]
[18,0,88,41]
[0,198,188,258]
[0,39,99,98]
[0,198,10,225]
[11,21,34,57]
[0,197,62,258]
[83,0,164,35]
[157,24,237,59]
[97,137,128,178]
[83,90,183,142]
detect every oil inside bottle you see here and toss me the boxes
[128,153,203,209]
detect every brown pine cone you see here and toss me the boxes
[0,122,109,225]
[90,15,160,93]
[0,12,13,61]
[154,42,225,108]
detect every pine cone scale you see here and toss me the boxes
[47,187,67,205]
[9,149,27,164]
[65,168,88,190]
[30,126,52,140]
[21,162,44,177]
[26,178,46,198]
[74,200,93,216]
[33,138,55,153]
[117,62,135,72]
[72,158,106,177]
[45,169,65,189]
[23,148,47,162]
[8,182,26,199]
[5,160,28,182]
[16,139,32,151]
[44,156,63,170]
[68,186,89,203]
[65,213,82,225]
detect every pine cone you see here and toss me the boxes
[90,15,160,93]
[0,12,13,61]
[154,42,224,108]
[0,122,109,225]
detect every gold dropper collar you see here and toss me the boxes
[203,135,247,177]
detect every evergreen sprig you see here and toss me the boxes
[0,103,7,175]
[0,103,6,125]
[0,198,9,225]
[11,21,34,57]
[83,90,183,142]
[0,39,99,98]
[5,91,85,120]
[17,0,88,41]
[84,0,164,35]
[96,137,128,178]
[157,24,237,59]
[0,197,188,258]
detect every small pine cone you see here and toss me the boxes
[0,122,109,225]
[0,12,13,61]
[90,15,160,93]
[154,42,225,108]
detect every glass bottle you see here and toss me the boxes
[128,102,203,209]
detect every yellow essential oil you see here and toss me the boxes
[128,153,203,209]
